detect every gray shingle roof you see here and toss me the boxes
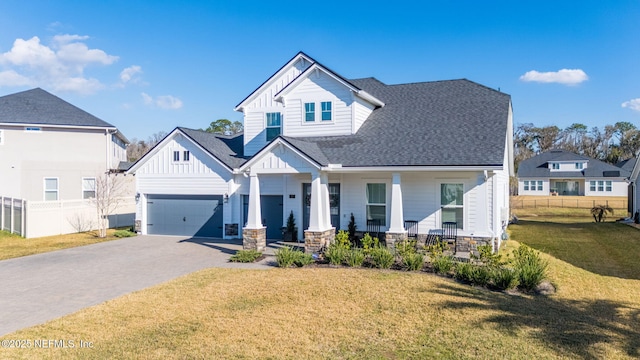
[178,127,246,169]
[281,78,511,167]
[517,150,630,178]
[0,88,116,128]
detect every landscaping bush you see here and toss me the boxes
[335,230,351,249]
[491,267,519,291]
[275,247,309,268]
[230,249,262,263]
[454,261,474,283]
[470,265,491,287]
[473,244,504,268]
[360,233,379,254]
[402,252,424,271]
[395,238,417,258]
[369,246,395,269]
[324,242,348,266]
[114,230,136,238]
[431,255,454,275]
[512,244,548,292]
[345,248,366,267]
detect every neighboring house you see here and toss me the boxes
[128,52,514,253]
[517,150,630,197]
[0,88,134,238]
[625,154,640,217]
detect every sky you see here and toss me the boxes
[0,1,639,142]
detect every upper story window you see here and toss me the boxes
[172,150,190,162]
[82,178,96,199]
[304,103,315,122]
[183,151,190,161]
[266,112,281,141]
[575,162,584,169]
[173,151,180,162]
[321,101,332,121]
[551,163,560,170]
[44,177,58,201]
[25,126,42,132]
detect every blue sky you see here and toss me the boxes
[1,1,639,141]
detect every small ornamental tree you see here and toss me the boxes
[590,205,613,223]
[91,174,126,238]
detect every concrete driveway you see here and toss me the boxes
[0,235,276,336]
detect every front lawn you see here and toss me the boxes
[1,218,639,359]
[0,229,130,261]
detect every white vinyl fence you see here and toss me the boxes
[1,196,135,238]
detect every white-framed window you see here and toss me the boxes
[183,151,190,161]
[25,126,42,132]
[590,181,596,192]
[575,162,584,169]
[441,183,463,229]
[82,177,96,199]
[44,177,59,201]
[321,101,332,121]
[524,180,543,191]
[590,180,613,192]
[173,151,180,162]
[304,103,315,122]
[266,112,281,141]
[536,180,543,191]
[551,163,560,170]
[366,183,386,226]
[0,129,3,145]
[606,181,612,191]
[524,181,530,191]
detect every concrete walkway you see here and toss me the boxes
[0,235,279,336]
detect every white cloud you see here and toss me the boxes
[119,65,142,85]
[141,92,183,110]
[0,70,32,86]
[0,35,119,94]
[622,98,640,112]
[519,69,588,85]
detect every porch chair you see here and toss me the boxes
[404,220,418,238]
[366,219,381,241]
[442,221,457,254]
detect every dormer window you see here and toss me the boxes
[266,112,282,141]
[321,101,332,121]
[575,162,583,169]
[551,163,560,170]
[304,103,315,122]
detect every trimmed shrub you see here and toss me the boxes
[275,247,299,268]
[470,265,491,287]
[345,248,366,267]
[369,246,395,269]
[230,249,263,263]
[324,243,348,266]
[454,261,474,283]
[114,230,136,238]
[512,244,548,292]
[402,252,424,271]
[491,267,519,291]
[431,255,454,275]
[293,252,314,267]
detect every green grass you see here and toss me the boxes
[2,218,640,359]
[0,229,127,260]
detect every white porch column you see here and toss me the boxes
[307,172,324,231]
[320,172,332,229]
[245,172,263,229]
[388,173,406,233]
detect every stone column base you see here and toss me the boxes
[385,231,407,251]
[243,227,266,252]
[304,228,336,254]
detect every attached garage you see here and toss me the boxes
[146,195,223,238]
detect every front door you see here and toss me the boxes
[242,195,284,240]
[303,183,340,230]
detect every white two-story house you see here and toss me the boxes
[517,150,629,197]
[0,88,134,237]
[128,52,514,254]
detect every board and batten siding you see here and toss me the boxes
[283,72,354,137]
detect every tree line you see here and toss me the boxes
[515,121,639,171]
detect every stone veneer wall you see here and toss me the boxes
[384,232,407,251]
[458,236,494,255]
[304,228,336,254]
[243,227,266,252]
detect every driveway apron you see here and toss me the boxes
[0,235,272,336]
